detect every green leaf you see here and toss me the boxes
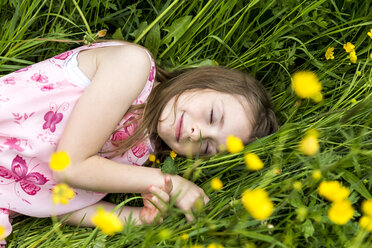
[161,15,192,45]
[161,157,179,174]
[302,219,314,240]
[112,28,124,40]
[145,23,161,57]
[339,169,372,199]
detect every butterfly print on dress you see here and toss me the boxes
[0,155,48,204]
[42,102,69,133]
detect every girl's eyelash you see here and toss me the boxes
[210,109,214,124]
[205,142,209,154]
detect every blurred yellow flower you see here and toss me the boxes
[293,181,302,190]
[343,42,355,53]
[226,135,244,153]
[368,29,372,39]
[207,243,224,248]
[148,154,156,162]
[370,53,372,60]
[299,129,319,156]
[96,29,107,38]
[158,229,171,240]
[213,59,219,66]
[328,200,354,225]
[312,170,322,180]
[359,215,372,231]
[318,181,350,202]
[362,199,372,217]
[211,178,223,191]
[180,233,189,240]
[0,225,4,240]
[91,207,123,236]
[244,152,264,171]
[50,151,70,171]
[192,245,204,248]
[52,183,75,205]
[325,47,334,60]
[349,51,357,63]
[291,71,322,101]
[170,150,177,159]
[242,188,274,220]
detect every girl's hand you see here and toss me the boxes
[169,175,209,222]
[139,176,173,224]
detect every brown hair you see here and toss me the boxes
[107,66,278,158]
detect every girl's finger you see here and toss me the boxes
[163,176,173,194]
[150,186,170,203]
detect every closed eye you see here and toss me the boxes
[205,142,209,154]
[210,108,214,124]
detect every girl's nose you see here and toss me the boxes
[189,125,201,142]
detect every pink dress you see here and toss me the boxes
[0,41,156,245]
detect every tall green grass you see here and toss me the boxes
[1,0,371,247]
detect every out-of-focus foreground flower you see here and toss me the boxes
[242,188,274,220]
[91,207,123,236]
[291,71,323,102]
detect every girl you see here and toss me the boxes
[0,40,277,244]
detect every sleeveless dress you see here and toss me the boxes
[0,41,156,245]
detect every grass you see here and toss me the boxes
[1,0,372,247]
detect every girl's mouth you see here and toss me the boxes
[176,113,184,142]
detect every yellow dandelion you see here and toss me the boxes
[158,229,171,240]
[244,152,264,171]
[362,199,372,217]
[328,200,354,225]
[318,181,350,202]
[96,29,107,38]
[170,150,177,159]
[325,47,334,60]
[226,135,244,153]
[180,233,189,240]
[148,154,156,162]
[49,151,71,171]
[312,170,322,180]
[370,53,372,60]
[211,178,223,191]
[52,183,75,205]
[368,29,372,39]
[359,215,372,232]
[91,207,123,236]
[242,188,274,220]
[293,181,302,190]
[0,225,5,240]
[343,42,355,53]
[349,51,357,63]
[291,71,322,100]
[191,245,204,248]
[156,159,160,164]
[207,243,224,248]
[299,129,319,156]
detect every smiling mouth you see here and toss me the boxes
[176,113,184,142]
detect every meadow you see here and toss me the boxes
[0,0,371,247]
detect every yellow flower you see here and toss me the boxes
[318,181,350,202]
[368,29,372,39]
[349,51,357,63]
[180,233,189,240]
[96,29,107,38]
[49,151,71,171]
[207,243,224,248]
[226,135,244,153]
[211,178,223,191]
[170,150,177,159]
[325,47,334,60]
[242,188,274,220]
[158,229,171,240]
[244,152,264,171]
[312,170,322,180]
[328,200,354,225]
[91,207,123,236]
[291,71,322,101]
[370,53,372,60]
[192,245,204,248]
[213,59,219,66]
[343,42,355,53]
[359,215,372,231]
[0,225,5,240]
[293,181,302,190]
[299,129,319,156]
[148,154,156,162]
[52,183,75,205]
[362,199,372,217]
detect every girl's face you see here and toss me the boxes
[157,89,253,156]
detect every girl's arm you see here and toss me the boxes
[54,44,207,218]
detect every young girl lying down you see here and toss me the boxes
[0,40,278,244]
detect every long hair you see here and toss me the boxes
[106,65,278,158]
